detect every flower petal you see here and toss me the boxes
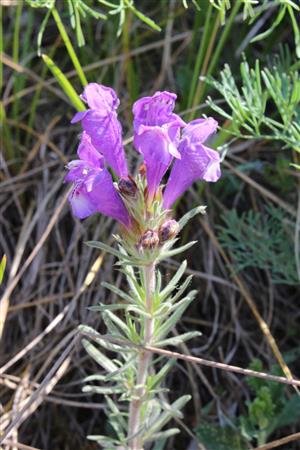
[77,132,104,169]
[182,117,218,144]
[163,142,221,209]
[64,161,86,183]
[133,91,185,130]
[88,169,131,227]
[134,126,174,197]
[81,111,128,177]
[132,91,185,198]
[71,111,88,124]
[68,184,97,219]
[80,83,119,114]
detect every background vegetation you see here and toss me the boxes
[1,0,300,449]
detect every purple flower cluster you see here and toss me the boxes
[65,83,221,226]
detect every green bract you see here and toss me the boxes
[80,203,206,449]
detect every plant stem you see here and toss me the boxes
[51,7,88,87]
[128,262,155,450]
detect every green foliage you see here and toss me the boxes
[26,0,161,48]
[208,0,256,24]
[206,58,300,153]
[240,358,300,445]
[218,205,299,285]
[26,0,106,47]
[250,1,300,58]
[195,423,248,450]
[208,0,300,57]
[196,358,300,448]
[0,255,6,285]
[41,54,86,111]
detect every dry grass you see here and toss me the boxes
[1,3,300,449]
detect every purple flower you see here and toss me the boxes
[163,118,221,209]
[71,83,128,178]
[133,91,185,199]
[65,132,130,226]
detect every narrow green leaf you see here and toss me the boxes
[143,395,191,439]
[79,325,130,352]
[105,396,128,430]
[89,303,128,312]
[155,331,201,348]
[168,290,197,312]
[169,274,193,305]
[250,5,287,44]
[103,310,131,336]
[87,434,120,445]
[83,374,106,382]
[37,8,52,55]
[161,241,197,259]
[159,260,187,301]
[155,295,196,340]
[82,339,118,372]
[129,4,161,32]
[148,359,176,390]
[41,54,86,111]
[178,205,207,230]
[86,240,131,261]
[83,385,123,394]
[104,355,136,382]
[0,255,6,285]
[51,7,88,85]
[146,428,179,441]
[291,163,300,170]
[102,281,143,306]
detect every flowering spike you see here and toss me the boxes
[65,88,223,449]
[133,91,185,200]
[71,83,128,178]
[65,133,130,226]
[163,118,221,209]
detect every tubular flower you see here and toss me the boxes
[71,83,128,178]
[133,91,185,199]
[163,118,221,209]
[65,132,130,226]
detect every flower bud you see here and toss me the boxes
[118,177,138,198]
[158,219,180,242]
[139,229,159,250]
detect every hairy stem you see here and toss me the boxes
[128,262,156,450]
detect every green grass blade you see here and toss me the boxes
[0,255,6,285]
[187,2,212,111]
[51,7,88,86]
[41,54,86,111]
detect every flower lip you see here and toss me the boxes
[65,132,130,226]
[80,83,120,113]
[133,91,185,128]
[163,117,221,209]
[182,117,218,144]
